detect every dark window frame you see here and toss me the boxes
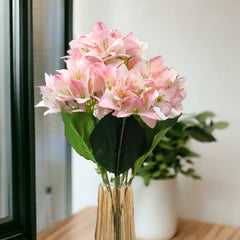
[0,0,36,239]
[0,0,73,239]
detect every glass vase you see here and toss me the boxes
[95,183,136,240]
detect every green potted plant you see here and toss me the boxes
[133,111,228,240]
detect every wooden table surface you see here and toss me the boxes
[37,207,240,240]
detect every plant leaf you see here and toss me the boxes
[195,111,215,122]
[181,118,199,127]
[89,113,147,175]
[186,159,194,164]
[130,115,181,183]
[178,147,200,157]
[136,115,182,148]
[211,121,229,129]
[61,111,98,161]
[180,168,201,179]
[187,126,216,142]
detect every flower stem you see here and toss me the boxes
[115,174,121,240]
[105,172,115,214]
[125,170,129,185]
[115,117,127,240]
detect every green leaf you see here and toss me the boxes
[195,111,215,122]
[180,119,199,127]
[181,168,201,179]
[61,111,98,161]
[178,147,200,157]
[188,126,216,142]
[211,121,229,129]
[204,121,229,133]
[136,115,182,148]
[159,163,167,170]
[158,142,175,150]
[95,164,107,185]
[143,174,152,186]
[152,170,162,178]
[191,174,202,180]
[192,174,201,179]
[130,115,181,183]
[186,159,194,164]
[89,113,147,175]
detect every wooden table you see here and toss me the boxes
[37,207,240,240]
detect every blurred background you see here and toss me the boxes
[70,0,240,227]
[1,0,239,234]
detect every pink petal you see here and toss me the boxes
[111,30,122,39]
[113,110,131,118]
[150,56,164,74]
[67,47,83,60]
[69,79,90,103]
[172,93,184,106]
[93,22,109,32]
[127,56,141,70]
[140,116,157,128]
[138,110,161,120]
[125,97,145,112]
[150,56,163,65]
[123,32,133,40]
[173,103,183,112]
[45,73,55,90]
[98,98,119,110]
[158,102,172,116]
[84,52,102,62]
[124,39,140,56]
[107,38,125,53]
[164,87,178,102]
[143,91,157,109]
[98,90,119,110]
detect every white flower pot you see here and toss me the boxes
[133,177,177,240]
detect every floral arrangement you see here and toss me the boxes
[36,22,186,238]
[36,22,186,183]
[137,111,228,185]
[37,22,185,127]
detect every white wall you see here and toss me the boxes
[72,0,240,226]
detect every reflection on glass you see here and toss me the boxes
[0,0,12,220]
[33,0,70,232]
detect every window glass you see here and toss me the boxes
[33,0,71,232]
[0,0,12,221]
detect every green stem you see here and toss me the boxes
[125,170,129,186]
[128,168,134,185]
[105,172,115,215]
[115,118,126,240]
[115,174,121,240]
[116,118,126,175]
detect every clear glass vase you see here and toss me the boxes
[95,183,136,240]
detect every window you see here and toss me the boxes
[0,1,73,239]
[33,0,73,232]
[0,0,36,239]
[0,0,12,223]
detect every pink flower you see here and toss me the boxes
[171,78,187,112]
[67,22,148,68]
[35,87,61,115]
[36,22,186,128]
[68,79,90,104]
[98,66,161,127]
[87,64,107,98]
[113,97,161,128]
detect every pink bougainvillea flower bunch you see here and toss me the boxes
[36,22,186,128]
